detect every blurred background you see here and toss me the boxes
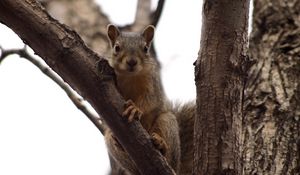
[0,0,201,174]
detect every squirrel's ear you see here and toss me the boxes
[142,25,155,45]
[107,24,120,45]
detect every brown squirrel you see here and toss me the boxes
[104,24,195,175]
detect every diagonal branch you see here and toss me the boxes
[151,0,165,26]
[0,46,105,134]
[0,0,174,174]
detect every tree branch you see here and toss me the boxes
[39,0,111,56]
[0,0,174,174]
[0,46,105,134]
[132,0,165,29]
[151,0,165,26]
[133,0,152,31]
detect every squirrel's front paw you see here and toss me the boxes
[122,100,143,122]
[151,133,168,156]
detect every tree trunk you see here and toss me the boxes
[244,0,300,174]
[194,0,250,174]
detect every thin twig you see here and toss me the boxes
[0,47,22,63]
[0,46,105,134]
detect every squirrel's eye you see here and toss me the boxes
[114,45,121,53]
[143,46,149,53]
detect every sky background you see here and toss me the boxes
[0,0,210,174]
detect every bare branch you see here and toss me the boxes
[0,1,175,174]
[0,47,21,63]
[151,0,165,26]
[132,0,165,28]
[133,0,152,31]
[0,46,105,134]
[40,0,111,56]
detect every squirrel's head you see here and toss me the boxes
[106,24,155,75]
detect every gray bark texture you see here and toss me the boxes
[194,0,250,174]
[244,0,300,174]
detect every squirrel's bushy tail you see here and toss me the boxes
[171,101,196,175]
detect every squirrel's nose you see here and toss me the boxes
[127,59,137,67]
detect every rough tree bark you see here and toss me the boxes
[194,0,250,174]
[0,0,174,175]
[244,0,300,174]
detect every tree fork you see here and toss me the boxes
[194,0,250,174]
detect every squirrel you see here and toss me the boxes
[103,24,195,175]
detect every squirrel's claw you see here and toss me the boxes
[122,100,143,122]
[151,133,168,156]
